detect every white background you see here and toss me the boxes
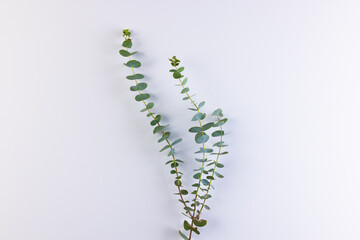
[1,1,360,240]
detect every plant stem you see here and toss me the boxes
[176,70,208,240]
[126,49,191,216]
[198,115,223,215]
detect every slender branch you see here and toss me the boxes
[176,69,208,240]
[198,115,224,215]
[126,47,191,216]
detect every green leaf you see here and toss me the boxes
[180,189,188,195]
[195,132,209,144]
[201,122,214,131]
[182,77,188,85]
[130,82,147,91]
[188,108,197,111]
[192,228,200,235]
[181,87,189,94]
[126,74,144,80]
[129,85,138,91]
[119,49,137,57]
[192,113,206,121]
[193,173,201,179]
[171,138,182,146]
[202,194,212,199]
[171,162,179,168]
[184,206,194,211]
[122,39,132,48]
[168,148,175,156]
[136,82,147,90]
[201,179,210,186]
[206,176,215,180]
[194,219,207,227]
[179,231,189,240]
[153,125,165,134]
[150,114,161,125]
[214,171,224,178]
[189,126,202,133]
[195,158,207,162]
[212,130,224,137]
[212,108,223,117]
[198,101,205,109]
[214,118,228,127]
[204,205,210,210]
[195,148,213,153]
[183,220,191,231]
[173,71,182,79]
[192,183,200,187]
[178,67,184,72]
[216,163,224,168]
[147,102,154,109]
[135,93,150,101]
[124,60,141,68]
[158,132,170,142]
[174,179,182,186]
[123,29,131,37]
[213,141,226,147]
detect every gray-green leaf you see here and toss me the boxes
[124,60,141,68]
[192,113,206,121]
[126,74,144,80]
[212,130,224,137]
[122,39,132,48]
[135,93,150,101]
[189,126,202,133]
[195,132,209,144]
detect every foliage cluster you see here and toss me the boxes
[120,29,228,240]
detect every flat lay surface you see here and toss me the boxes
[1,0,360,239]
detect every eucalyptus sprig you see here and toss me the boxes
[119,30,191,214]
[119,29,228,240]
[169,57,228,239]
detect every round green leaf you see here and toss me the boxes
[147,102,154,109]
[136,82,147,90]
[195,132,209,144]
[192,113,206,121]
[212,108,223,116]
[119,49,130,57]
[214,118,228,127]
[201,122,214,131]
[194,219,207,227]
[193,172,201,179]
[126,74,144,80]
[174,179,182,186]
[184,220,191,231]
[181,87,189,94]
[201,179,210,186]
[129,85,138,91]
[173,71,182,79]
[135,93,150,101]
[180,189,188,195]
[125,60,141,68]
[122,39,132,48]
[189,126,202,133]
[214,171,224,178]
[212,130,224,137]
[198,101,205,109]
